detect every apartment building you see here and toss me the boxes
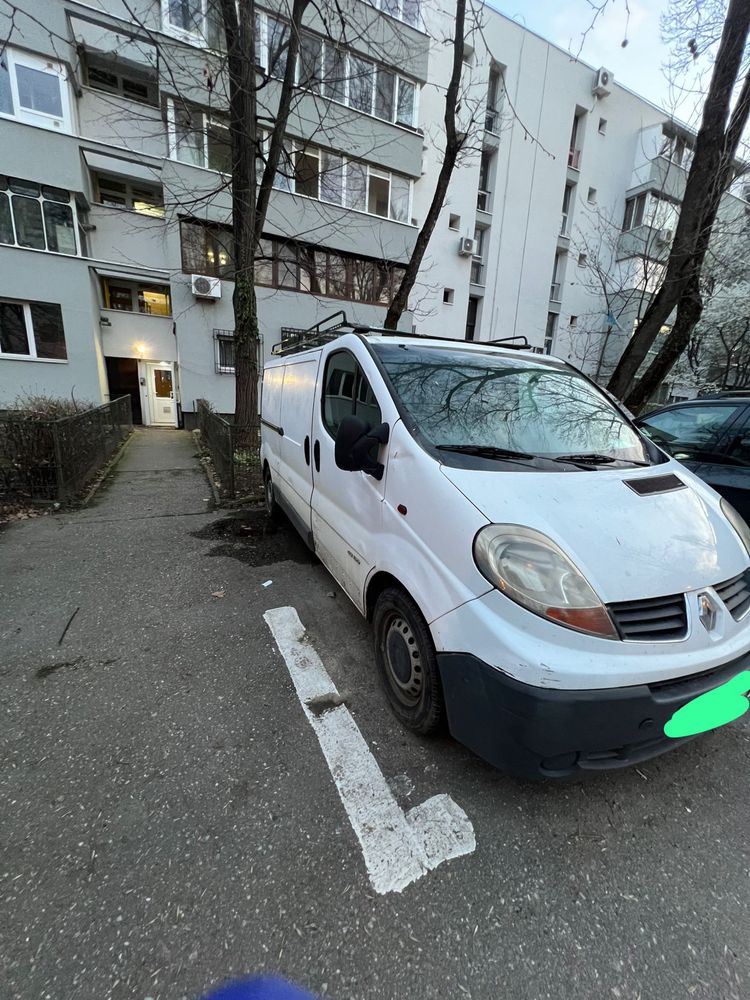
[0,0,425,425]
[1,0,747,423]
[416,8,749,387]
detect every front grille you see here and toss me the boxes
[714,569,750,620]
[608,593,688,641]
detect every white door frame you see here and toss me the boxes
[139,360,179,427]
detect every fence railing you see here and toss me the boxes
[0,396,133,503]
[196,399,262,500]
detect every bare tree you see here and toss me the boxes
[607,0,750,411]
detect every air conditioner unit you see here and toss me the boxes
[593,67,613,98]
[458,237,476,256]
[191,274,221,299]
[656,228,674,244]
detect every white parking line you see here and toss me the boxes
[264,606,476,895]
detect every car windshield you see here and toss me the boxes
[373,343,650,465]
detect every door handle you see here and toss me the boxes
[304,436,310,466]
[313,439,320,472]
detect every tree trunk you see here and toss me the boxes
[383,0,467,330]
[222,0,260,436]
[606,0,750,404]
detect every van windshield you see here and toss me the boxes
[373,344,650,466]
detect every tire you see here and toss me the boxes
[372,587,445,736]
[263,466,280,521]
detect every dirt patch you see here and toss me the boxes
[192,506,316,566]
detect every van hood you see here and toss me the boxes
[440,464,748,603]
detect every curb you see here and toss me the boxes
[78,430,135,507]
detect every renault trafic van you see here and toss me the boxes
[260,315,750,777]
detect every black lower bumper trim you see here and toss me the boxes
[436,651,750,779]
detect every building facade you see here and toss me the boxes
[1,0,747,422]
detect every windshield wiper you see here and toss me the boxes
[553,453,650,466]
[436,444,535,460]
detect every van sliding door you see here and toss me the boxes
[277,356,320,537]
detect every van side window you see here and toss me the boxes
[322,350,382,438]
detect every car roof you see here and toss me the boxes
[643,397,750,413]
[364,334,568,366]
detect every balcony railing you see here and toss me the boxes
[470,258,484,284]
[477,189,491,212]
[550,282,561,302]
[568,148,581,169]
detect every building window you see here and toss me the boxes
[443,288,454,304]
[169,99,231,173]
[252,15,418,128]
[101,278,172,316]
[623,190,679,233]
[0,176,79,255]
[0,48,71,132]
[361,0,421,30]
[254,236,405,305]
[623,192,648,231]
[271,137,412,224]
[598,118,607,135]
[577,252,588,267]
[214,329,235,373]
[465,296,479,341]
[84,54,158,106]
[544,312,558,354]
[94,174,165,217]
[180,219,234,278]
[587,187,597,204]
[0,299,67,360]
[570,315,578,327]
[161,0,224,48]
[477,151,493,211]
[448,213,460,230]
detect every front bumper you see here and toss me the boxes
[437,650,750,778]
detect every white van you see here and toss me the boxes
[260,315,750,777]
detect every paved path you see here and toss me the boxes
[1,428,749,1000]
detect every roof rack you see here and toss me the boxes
[271,311,533,357]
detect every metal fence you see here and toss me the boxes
[196,399,262,500]
[0,396,133,503]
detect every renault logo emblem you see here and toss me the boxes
[698,592,717,632]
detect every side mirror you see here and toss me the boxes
[334,416,390,479]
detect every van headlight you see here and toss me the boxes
[474,524,618,639]
[720,499,750,555]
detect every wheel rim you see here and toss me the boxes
[383,613,423,706]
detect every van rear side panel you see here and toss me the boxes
[276,354,321,534]
[261,364,285,475]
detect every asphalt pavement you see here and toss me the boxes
[1,428,748,1000]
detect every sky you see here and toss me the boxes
[487,0,692,119]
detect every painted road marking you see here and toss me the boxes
[264,606,475,895]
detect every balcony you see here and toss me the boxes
[88,204,169,272]
[568,148,581,169]
[550,282,562,302]
[485,108,499,133]
[470,258,484,285]
[477,189,491,213]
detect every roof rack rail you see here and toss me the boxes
[271,310,351,356]
[270,311,534,358]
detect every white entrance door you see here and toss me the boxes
[147,364,176,426]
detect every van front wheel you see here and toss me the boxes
[373,587,445,736]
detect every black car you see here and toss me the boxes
[636,394,750,521]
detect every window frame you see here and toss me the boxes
[168,98,230,173]
[0,176,80,256]
[179,217,235,278]
[160,0,223,48]
[214,330,236,374]
[320,348,383,441]
[0,298,67,362]
[638,402,745,464]
[0,47,71,132]
[94,174,165,217]
[101,277,172,316]
[84,55,159,107]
